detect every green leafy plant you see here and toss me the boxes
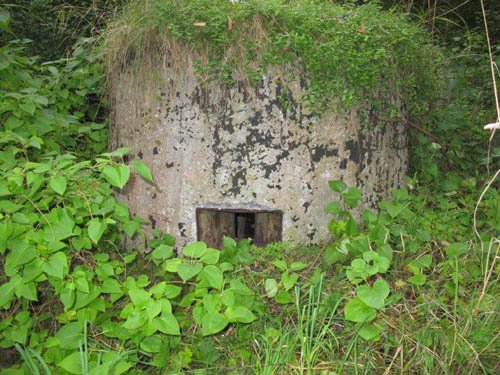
[294,275,341,374]
[102,0,439,118]
[264,259,306,305]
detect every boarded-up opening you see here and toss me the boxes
[196,208,282,249]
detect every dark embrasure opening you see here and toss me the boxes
[196,208,282,249]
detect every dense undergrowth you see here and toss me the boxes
[0,1,499,374]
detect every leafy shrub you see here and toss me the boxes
[0,31,264,372]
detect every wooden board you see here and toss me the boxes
[254,212,283,246]
[197,209,235,249]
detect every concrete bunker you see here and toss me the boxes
[110,67,408,249]
[104,0,435,250]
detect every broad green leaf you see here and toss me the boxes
[60,288,75,310]
[132,161,154,182]
[18,281,37,301]
[160,299,172,314]
[324,201,341,214]
[272,260,287,271]
[219,262,234,272]
[378,200,403,218]
[122,312,147,330]
[164,284,182,299]
[103,147,130,157]
[49,175,67,195]
[265,278,278,298]
[177,262,203,282]
[0,276,21,308]
[275,290,293,304]
[140,335,163,353]
[102,279,122,294]
[408,273,426,286]
[346,218,358,236]
[363,251,389,274]
[116,164,131,188]
[392,188,409,202]
[202,293,221,313]
[128,287,150,306]
[50,210,75,241]
[58,352,82,374]
[0,181,10,197]
[328,180,347,192]
[193,306,207,325]
[410,255,432,269]
[149,282,166,298]
[343,187,362,208]
[89,363,111,375]
[145,299,162,320]
[152,244,174,260]
[202,312,228,336]
[56,322,83,350]
[225,306,256,323]
[446,242,468,258]
[164,257,183,272]
[75,277,89,293]
[199,265,223,290]
[344,298,376,323]
[201,248,220,264]
[229,280,254,296]
[178,292,195,307]
[377,244,393,262]
[5,243,36,269]
[370,224,388,244]
[12,213,29,224]
[101,165,130,189]
[281,272,298,291]
[358,324,381,341]
[88,218,107,244]
[20,102,36,115]
[152,314,180,335]
[357,279,390,309]
[73,284,100,310]
[183,241,207,258]
[289,262,307,271]
[0,200,22,213]
[325,243,349,265]
[42,252,67,279]
[221,290,235,307]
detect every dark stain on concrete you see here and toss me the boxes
[178,222,186,237]
[311,145,338,163]
[302,201,310,213]
[149,215,157,229]
[344,140,360,164]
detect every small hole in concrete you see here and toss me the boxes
[196,208,282,248]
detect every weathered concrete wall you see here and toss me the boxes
[109,64,408,250]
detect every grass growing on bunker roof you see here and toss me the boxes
[101,0,440,116]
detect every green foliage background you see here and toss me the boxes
[0,0,499,374]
